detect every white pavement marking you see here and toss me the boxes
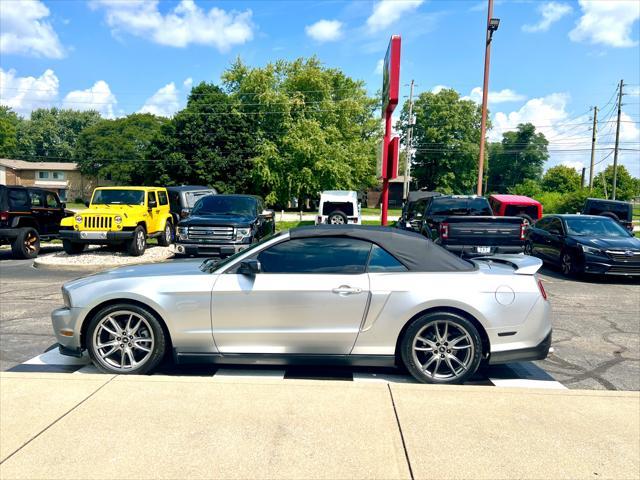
[24,348,90,366]
[488,378,567,389]
[488,361,567,390]
[214,368,286,380]
[352,372,419,384]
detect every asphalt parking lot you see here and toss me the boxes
[1,246,638,390]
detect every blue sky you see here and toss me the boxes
[1,0,639,175]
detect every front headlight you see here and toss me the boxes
[114,215,122,224]
[580,244,604,255]
[235,227,251,240]
[62,288,71,308]
[75,215,82,223]
[177,227,188,240]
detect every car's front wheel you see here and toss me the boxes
[560,252,578,277]
[127,226,146,256]
[86,303,166,374]
[400,311,482,384]
[157,220,173,247]
[62,240,86,255]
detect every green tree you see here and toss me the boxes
[509,179,542,197]
[15,108,101,160]
[487,123,548,192]
[398,89,482,194]
[75,114,168,184]
[0,107,20,157]
[593,165,639,201]
[541,165,582,193]
[145,82,259,192]
[222,57,379,205]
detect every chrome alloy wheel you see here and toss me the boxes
[329,215,345,224]
[136,230,145,251]
[24,231,38,253]
[164,223,172,243]
[92,310,155,371]
[411,321,475,381]
[561,253,572,276]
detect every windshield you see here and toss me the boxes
[201,231,284,272]
[192,196,257,216]
[184,191,214,208]
[565,217,631,237]
[92,189,145,205]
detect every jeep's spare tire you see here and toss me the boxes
[328,211,348,225]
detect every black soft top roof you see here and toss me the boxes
[290,225,474,272]
[406,191,441,203]
[166,185,214,192]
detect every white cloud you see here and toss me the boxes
[463,87,527,104]
[63,80,117,118]
[183,77,193,90]
[523,2,572,33]
[305,19,343,42]
[0,0,65,58]
[431,85,449,94]
[138,82,180,117]
[366,0,423,32]
[569,0,640,48]
[0,68,59,116]
[91,0,254,52]
[375,59,384,75]
[561,160,585,172]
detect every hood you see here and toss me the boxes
[179,214,254,227]
[77,205,148,216]
[570,235,640,251]
[64,259,206,290]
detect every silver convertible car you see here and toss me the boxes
[52,226,552,384]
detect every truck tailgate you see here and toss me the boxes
[444,216,523,247]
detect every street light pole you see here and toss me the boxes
[477,0,499,196]
[403,80,415,200]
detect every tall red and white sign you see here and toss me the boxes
[379,35,401,226]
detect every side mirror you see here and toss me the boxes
[238,259,261,276]
[180,208,190,218]
[84,201,90,208]
[260,209,274,218]
[148,200,158,209]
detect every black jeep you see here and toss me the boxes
[0,185,72,258]
[582,198,634,232]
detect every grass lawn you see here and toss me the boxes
[65,202,86,210]
[276,220,391,231]
[361,207,402,217]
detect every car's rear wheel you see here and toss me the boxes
[87,304,166,374]
[157,220,173,247]
[127,226,146,256]
[62,240,86,255]
[11,227,40,259]
[400,311,482,384]
[524,241,534,255]
[328,211,347,224]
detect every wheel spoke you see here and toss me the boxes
[102,345,120,357]
[133,342,151,353]
[444,355,457,375]
[432,356,442,375]
[447,354,466,370]
[416,336,437,349]
[441,322,448,342]
[107,317,121,334]
[100,324,118,336]
[449,334,470,347]
[422,354,438,372]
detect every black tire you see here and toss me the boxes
[400,311,482,384]
[327,210,348,225]
[62,240,86,255]
[86,303,166,375]
[157,220,173,247]
[524,241,534,256]
[517,213,534,225]
[11,227,40,259]
[127,225,146,256]
[600,212,619,222]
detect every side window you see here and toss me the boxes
[411,199,426,218]
[45,192,59,208]
[367,244,408,272]
[549,218,563,234]
[147,191,157,206]
[535,218,549,231]
[470,198,492,216]
[257,237,371,274]
[8,189,30,210]
[28,190,44,207]
[158,191,168,206]
[168,191,180,211]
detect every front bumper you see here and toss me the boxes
[59,230,135,244]
[51,306,83,353]
[173,242,248,257]
[581,255,640,276]
[489,331,552,365]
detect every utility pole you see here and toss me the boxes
[580,168,586,188]
[612,79,623,200]
[403,80,415,200]
[589,106,597,190]
[477,0,500,196]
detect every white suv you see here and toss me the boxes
[315,190,362,225]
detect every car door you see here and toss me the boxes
[27,189,48,233]
[146,191,161,233]
[211,236,372,355]
[546,217,566,264]
[528,217,550,259]
[44,191,65,235]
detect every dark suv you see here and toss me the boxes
[167,185,218,225]
[582,198,634,232]
[0,185,71,258]
[175,194,275,257]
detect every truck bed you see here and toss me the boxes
[436,216,524,257]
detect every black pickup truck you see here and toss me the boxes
[400,195,526,257]
[0,185,72,258]
[175,194,275,257]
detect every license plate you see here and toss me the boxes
[80,231,107,240]
[476,246,491,254]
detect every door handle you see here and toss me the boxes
[332,285,362,295]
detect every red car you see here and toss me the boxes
[489,194,543,224]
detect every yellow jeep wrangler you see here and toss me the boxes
[60,186,173,256]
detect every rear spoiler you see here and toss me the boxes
[473,254,542,275]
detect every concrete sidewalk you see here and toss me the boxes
[0,372,638,480]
